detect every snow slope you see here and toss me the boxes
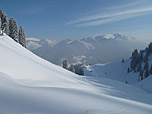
[83,59,152,93]
[83,60,137,83]
[0,34,152,114]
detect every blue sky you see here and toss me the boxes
[0,0,152,41]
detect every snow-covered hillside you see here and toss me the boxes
[27,33,146,65]
[83,57,152,93]
[0,34,152,114]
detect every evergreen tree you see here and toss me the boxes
[132,49,138,57]
[68,64,75,73]
[19,26,26,47]
[127,68,130,73]
[122,58,124,63]
[0,9,2,27]
[1,12,9,35]
[0,9,2,18]
[148,42,152,54]
[130,49,139,70]
[150,64,152,74]
[63,60,68,69]
[0,10,2,35]
[0,18,2,35]
[9,18,19,42]
[139,53,143,63]
[144,69,149,78]
[140,70,143,80]
[137,63,142,72]
[144,52,148,63]
[144,62,149,78]
[74,64,84,75]
[144,62,149,70]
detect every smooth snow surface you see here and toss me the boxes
[0,34,152,114]
[83,59,152,93]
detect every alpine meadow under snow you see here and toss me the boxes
[0,34,152,114]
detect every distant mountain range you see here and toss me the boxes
[27,33,146,65]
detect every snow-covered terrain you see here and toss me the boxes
[83,58,152,93]
[27,33,146,65]
[0,34,152,114]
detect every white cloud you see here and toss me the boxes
[66,3,152,26]
[77,14,141,27]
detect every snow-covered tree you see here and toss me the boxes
[1,12,9,35]
[74,64,84,75]
[0,18,2,35]
[148,42,152,54]
[0,10,2,35]
[144,62,149,78]
[122,58,124,63]
[68,64,75,73]
[150,64,152,74]
[129,42,152,80]
[63,60,68,69]
[130,49,139,71]
[137,63,142,72]
[144,62,149,71]
[19,26,26,48]
[144,69,149,78]
[140,70,143,80]
[0,9,2,20]
[127,68,130,73]
[9,18,19,42]
[139,53,143,63]
[144,52,148,63]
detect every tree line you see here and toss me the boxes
[128,42,152,81]
[0,9,26,48]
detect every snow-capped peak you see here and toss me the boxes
[81,33,129,42]
[95,33,129,40]
[40,38,57,47]
[102,34,115,39]
[113,33,129,40]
